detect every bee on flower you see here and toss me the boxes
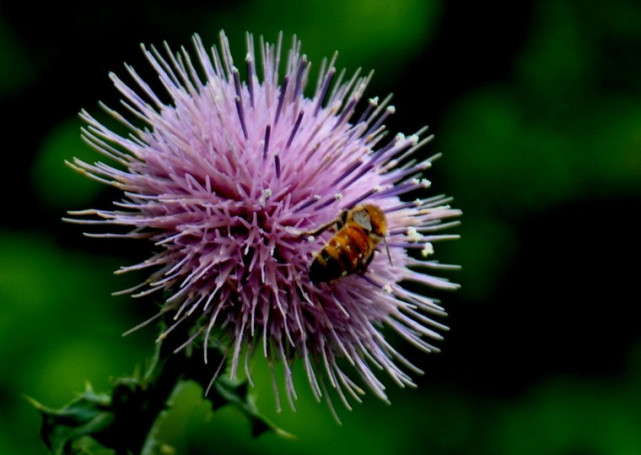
[306,203,392,283]
[67,31,461,412]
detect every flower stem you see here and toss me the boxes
[109,327,190,455]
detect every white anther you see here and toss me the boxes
[406,227,422,242]
[421,242,434,257]
[258,189,272,207]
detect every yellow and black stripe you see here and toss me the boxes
[309,225,373,283]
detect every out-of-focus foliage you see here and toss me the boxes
[2,0,641,453]
[209,0,439,82]
[0,14,34,95]
[440,0,641,302]
[31,118,104,208]
[0,233,148,455]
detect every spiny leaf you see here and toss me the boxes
[26,385,115,455]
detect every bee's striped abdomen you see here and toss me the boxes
[308,204,388,284]
[309,225,373,283]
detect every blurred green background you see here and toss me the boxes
[2,0,641,453]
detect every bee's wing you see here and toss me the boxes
[352,209,372,231]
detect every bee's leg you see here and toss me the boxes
[357,251,376,275]
[382,236,393,266]
[301,209,348,238]
[302,219,338,238]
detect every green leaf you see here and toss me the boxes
[26,385,114,455]
[212,376,295,439]
[29,326,293,454]
[181,339,295,439]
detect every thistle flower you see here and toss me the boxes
[67,31,460,411]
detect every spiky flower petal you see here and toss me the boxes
[67,32,460,411]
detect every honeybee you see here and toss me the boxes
[307,204,392,283]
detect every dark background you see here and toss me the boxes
[2,0,641,453]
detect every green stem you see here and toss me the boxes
[109,327,190,455]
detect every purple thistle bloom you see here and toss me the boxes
[67,32,461,412]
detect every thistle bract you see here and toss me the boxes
[68,32,460,411]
